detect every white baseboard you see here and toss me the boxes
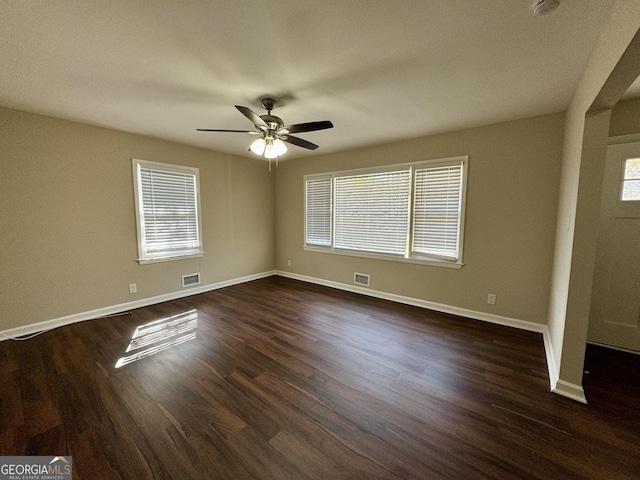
[552,379,587,404]
[276,271,546,333]
[541,330,587,403]
[542,328,559,391]
[0,270,276,341]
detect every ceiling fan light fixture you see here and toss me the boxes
[197,98,332,165]
[264,137,287,159]
[273,138,287,156]
[250,137,266,155]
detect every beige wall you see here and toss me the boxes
[557,110,611,386]
[275,113,564,325]
[610,97,640,136]
[0,107,275,331]
[548,0,640,393]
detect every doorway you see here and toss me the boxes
[588,138,640,352]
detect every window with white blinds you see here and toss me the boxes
[334,170,411,255]
[412,163,463,260]
[305,176,332,246]
[133,159,203,263]
[304,156,467,266]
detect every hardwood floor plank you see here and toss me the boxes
[1,276,639,479]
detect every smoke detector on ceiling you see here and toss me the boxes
[531,0,560,16]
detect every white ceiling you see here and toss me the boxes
[0,0,623,160]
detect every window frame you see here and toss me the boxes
[132,158,204,264]
[304,156,468,269]
[619,157,640,202]
[410,158,466,262]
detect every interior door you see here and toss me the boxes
[588,140,640,352]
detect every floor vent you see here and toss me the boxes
[354,272,370,287]
[182,273,201,287]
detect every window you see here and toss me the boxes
[132,159,203,263]
[620,157,640,201]
[334,169,411,255]
[304,156,468,267]
[412,162,463,261]
[305,176,332,246]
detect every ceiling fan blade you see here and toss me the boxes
[235,105,269,129]
[284,120,333,134]
[282,135,319,150]
[196,129,257,133]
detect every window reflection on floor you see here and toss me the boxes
[115,310,198,368]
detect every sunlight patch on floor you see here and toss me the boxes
[115,310,198,368]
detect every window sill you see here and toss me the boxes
[303,246,463,269]
[137,252,204,265]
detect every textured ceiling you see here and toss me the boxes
[0,0,622,160]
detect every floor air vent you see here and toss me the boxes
[182,273,201,287]
[354,272,370,287]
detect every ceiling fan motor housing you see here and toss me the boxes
[197,95,331,155]
[259,115,284,128]
[258,97,285,130]
[531,0,560,16]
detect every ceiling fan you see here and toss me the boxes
[197,97,333,164]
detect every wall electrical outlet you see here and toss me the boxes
[487,293,496,305]
[129,283,137,294]
[287,259,291,267]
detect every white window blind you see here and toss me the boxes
[305,176,332,246]
[412,163,463,260]
[304,156,467,267]
[133,160,203,262]
[334,170,411,255]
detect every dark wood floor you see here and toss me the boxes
[1,276,638,479]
